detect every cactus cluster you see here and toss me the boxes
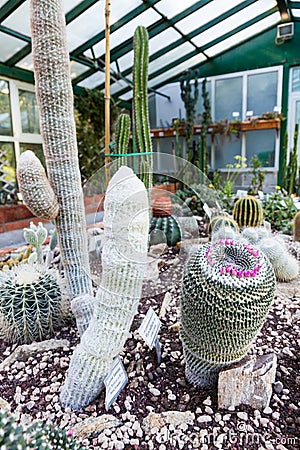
[0,245,32,270]
[180,239,275,387]
[258,237,299,282]
[0,409,85,449]
[24,221,48,264]
[233,196,263,228]
[241,226,270,245]
[0,263,64,344]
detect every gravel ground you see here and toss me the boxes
[0,237,299,450]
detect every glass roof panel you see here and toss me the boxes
[205,12,280,58]
[176,0,242,34]
[156,0,201,18]
[114,50,134,72]
[149,28,182,54]
[292,9,300,17]
[16,53,33,70]
[110,0,141,23]
[2,0,30,36]
[90,8,162,58]
[148,54,207,88]
[119,90,133,101]
[149,42,195,74]
[0,33,27,62]
[62,0,83,13]
[70,61,88,79]
[66,1,105,51]
[110,79,129,95]
[192,1,277,47]
[78,71,105,89]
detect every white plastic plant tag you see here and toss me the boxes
[263,220,271,231]
[138,307,161,350]
[294,201,300,210]
[104,356,128,411]
[203,203,212,219]
[236,190,248,198]
[258,191,264,200]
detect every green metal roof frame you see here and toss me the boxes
[0,0,298,102]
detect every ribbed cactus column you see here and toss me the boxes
[60,166,149,409]
[30,0,93,333]
[180,239,275,387]
[133,26,152,191]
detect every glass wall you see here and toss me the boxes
[0,80,12,136]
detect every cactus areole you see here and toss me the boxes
[180,239,275,387]
[30,0,93,333]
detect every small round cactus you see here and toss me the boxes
[259,237,299,282]
[149,216,181,246]
[209,215,239,233]
[233,196,263,228]
[0,263,65,344]
[180,239,275,387]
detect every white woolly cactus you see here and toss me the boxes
[0,263,65,344]
[274,255,299,282]
[60,167,149,409]
[241,226,270,245]
[259,237,299,282]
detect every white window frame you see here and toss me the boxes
[0,76,42,166]
[287,66,300,164]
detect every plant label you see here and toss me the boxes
[155,336,163,364]
[203,203,212,219]
[236,190,248,198]
[138,307,161,349]
[104,356,128,410]
[258,191,264,200]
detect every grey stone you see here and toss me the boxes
[273,381,283,394]
[142,411,194,432]
[144,256,161,282]
[218,354,277,410]
[159,293,172,319]
[72,415,121,438]
[0,339,69,370]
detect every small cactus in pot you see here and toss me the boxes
[180,238,275,387]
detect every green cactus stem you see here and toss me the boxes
[150,216,181,247]
[23,222,47,264]
[233,196,264,228]
[133,26,153,190]
[115,113,131,168]
[30,0,93,334]
[180,239,275,387]
[294,211,300,242]
[17,150,59,220]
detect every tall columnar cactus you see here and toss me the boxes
[259,237,299,282]
[0,263,64,344]
[60,166,149,409]
[115,113,131,168]
[180,239,275,387]
[294,211,300,242]
[180,70,199,162]
[133,26,153,190]
[21,0,94,334]
[233,196,264,228]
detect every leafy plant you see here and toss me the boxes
[248,155,266,195]
[262,188,297,234]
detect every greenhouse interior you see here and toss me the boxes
[0,1,299,449]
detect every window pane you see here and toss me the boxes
[214,136,242,169]
[292,67,300,92]
[215,77,243,121]
[19,90,40,134]
[246,130,276,167]
[0,80,12,136]
[20,143,45,168]
[247,72,278,116]
[0,142,16,203]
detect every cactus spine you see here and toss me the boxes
[60,167,149,409]
[294,211,300,241]
[28,0,93,334]
[180,239,275,387]
[133,26,153,190]
[115,113,131,168]
[233,196,263,228]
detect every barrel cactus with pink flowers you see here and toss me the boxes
[180,238,275,387]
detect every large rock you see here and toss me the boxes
[0,339,69,370]
[143,411,194,432]
[218,354,277,410]
[71,415,121,438]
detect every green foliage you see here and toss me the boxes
[150,216,181,247]
[286,124,299,195]
[262,189,297,234]
[0,409,85,449]
[233,196,264,228]
[294,211,300,241]
[74,89,119,182]
[0,263,64,344]
[180,69,199,162]
[133,26,153,190]
[176,187,204,216]
[248,155,266,195]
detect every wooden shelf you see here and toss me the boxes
[150,119,281,138]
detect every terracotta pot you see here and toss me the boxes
[152,196,172,217]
